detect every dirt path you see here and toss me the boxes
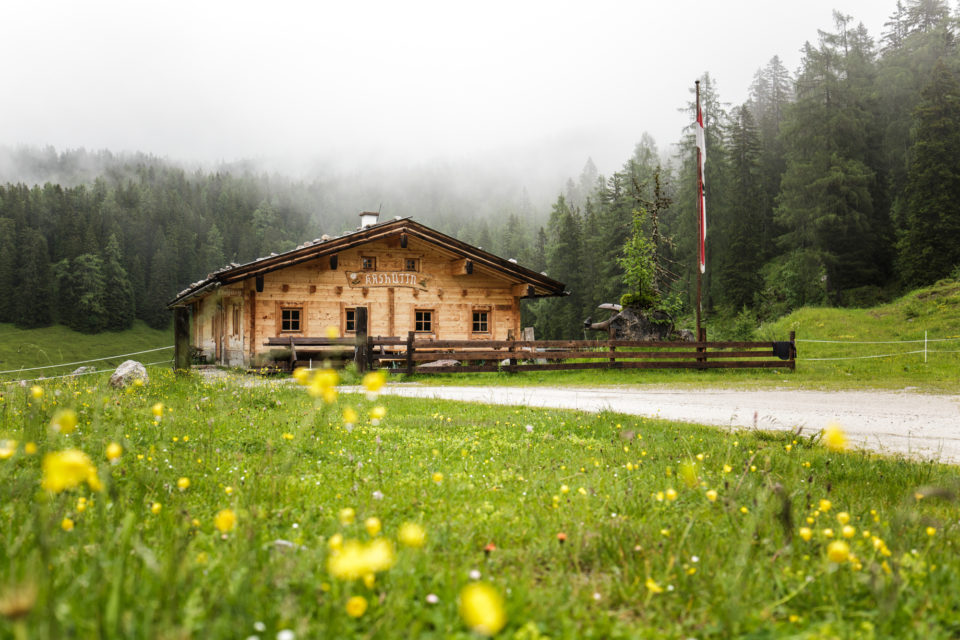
[374,385,960,464]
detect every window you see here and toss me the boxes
[362,256,377,270]
[415,309,433,332]
[232,305,241,336]
[405,258,419,271]
[472,310,489,333]
[280,307,301,332]
[345,308,356,333]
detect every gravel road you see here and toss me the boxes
[375,385,960,464]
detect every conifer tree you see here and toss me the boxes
[14,228,53,328]
[898,59,960,285]
[0,218,17,323]
[101,233,136,330]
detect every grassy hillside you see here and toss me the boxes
[757,278,960,391]
[0,321,172,382]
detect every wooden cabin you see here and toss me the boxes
[167,214,567,367]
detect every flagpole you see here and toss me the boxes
[695,80,702,340]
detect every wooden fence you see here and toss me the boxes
[264,330,796,374]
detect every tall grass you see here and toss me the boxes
[0,369,957,638]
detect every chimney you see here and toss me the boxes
[359,210,380,229]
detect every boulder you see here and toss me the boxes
[418,359,461,369]
[109,360,148,388]
[71,365,97,377]
[584,306,692,342]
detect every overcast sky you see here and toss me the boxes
[5,0,895,178]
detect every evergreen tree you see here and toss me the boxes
[101,233,136,330]
[14,228,53,328]
[200,224,227,274]
[774,13,888,303]
[721,105,767,309]
[898,59,960,285]
[532,197,583,339]
[144,232,178,329]
[0,218,17,323]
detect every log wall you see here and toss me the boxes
[192,236,525,365]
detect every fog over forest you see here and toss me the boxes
[3,0,959,341]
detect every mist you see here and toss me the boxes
[3,0,893,211]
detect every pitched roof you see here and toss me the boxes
[168,217,567,307]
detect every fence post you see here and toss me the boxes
[508,339,518,373]
[789,330,796,370]
[406,331,415,376]
[609,342,616,366]
[697,327,707,369]
[354,307,368,373]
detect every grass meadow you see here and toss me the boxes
[1,367,959,638]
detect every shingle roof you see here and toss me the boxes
[168,217,566,307]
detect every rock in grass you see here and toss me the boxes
[71,365,97,377]
[109,360,148,388]
[418,359,461,369]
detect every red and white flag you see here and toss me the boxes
[696,97,706,274]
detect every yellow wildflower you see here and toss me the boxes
[705,489,718,502]
[61,517,74,532]
[150,502,162,515]
[827,540,850,563]
[151,403,164,419]
[665,488,678,502]
[364,517,382,537]
[343,407,358,425]
[177,477,191,491]
[214,508,237,533]
[346,595,368,618]
[926,526,937,537]
[362,370,387,393]
[370,406,387,421]
[842,525,856,539]
[327,538,396,580]
[24,442,37,455]
[30,385,43,400]
[292,367,310,385]
[432,472,444,484]
[50,409,78,434]
[106,442,123,462]
[329,533,344,551]
[823,422,848,452]
[41,449,101,493]
[819,499,832,512]
[799,527,813,542]
[459,582,506,636]
[339,507,356,525]
[398,522,426,548]
[645,578,664,594]
[723,464,733,473]
[836,512,850,525]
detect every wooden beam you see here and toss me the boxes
[329,255,338,270]
[173,307,191,372]
[452,258,473,276]
[400,233,408,248]
[511,283,534,297]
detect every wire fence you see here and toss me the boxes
[795,332,960,362]
[0,345,174,386]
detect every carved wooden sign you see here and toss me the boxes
[346,271,429,290]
